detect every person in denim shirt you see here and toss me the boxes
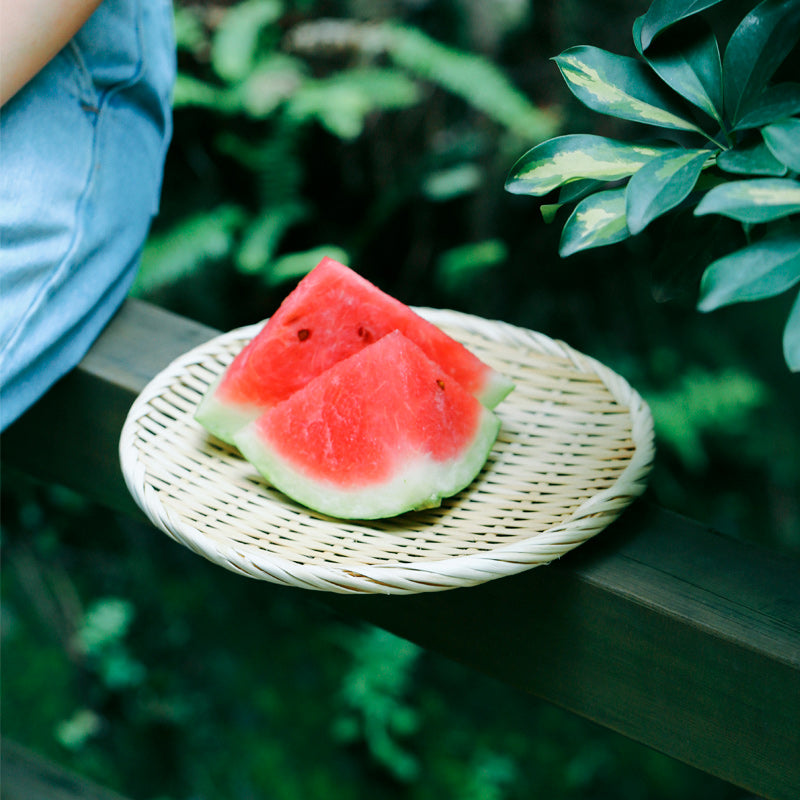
[0,0,175,430]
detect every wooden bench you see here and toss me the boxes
[3,298,799,800]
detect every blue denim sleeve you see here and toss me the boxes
[0,0,175,430]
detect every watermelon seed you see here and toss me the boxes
[437,379,445,390]
[297,329,310,341]
[357,326,372,341]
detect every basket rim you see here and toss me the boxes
[119,308,655,595]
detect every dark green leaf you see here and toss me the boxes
[732,82,800,130]
[783,290,800,370]
[762,118,800,172]
[722,0,800,125]
[717,141,788,176]
[640,16,723,123]
[553,46,705,133]
[694,177,800,222]
[698,230,800,310]
[539,181,605,223]
[559,188,630,257]
[626,148,712,234]
[506,135,678,196]
[540,203,562,224]
[635,0,726,51]
[632,17,647,56]
[558,179,607,204]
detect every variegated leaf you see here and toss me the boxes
[694,178,800,223]
[698,230,800,310]
[626,148,712,234]
[506,134,678,196]
[553,46,705,133]
[559,188,630,257]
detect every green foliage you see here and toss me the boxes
[73,597,145,691]
[506,0,800,371]
[5,4,800,799]
[285,67,422,139]
[54,708,103,751]
[645,366,768,470]
[135,205,247,294]
[332,626,422,782]
[210,0,284,84]
[435,239,507,292]
[139,1,558,298]
[381,22,558,141]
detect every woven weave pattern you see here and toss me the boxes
[120,309,655,594]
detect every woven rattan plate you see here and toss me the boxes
[120,308,654,594]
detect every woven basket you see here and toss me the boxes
[119,308,655,595]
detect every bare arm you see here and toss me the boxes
[0,0,105,106]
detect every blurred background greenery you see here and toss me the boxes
[2,0,798,798]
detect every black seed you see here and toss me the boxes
[298,328,310,341]
[437,379,445,390]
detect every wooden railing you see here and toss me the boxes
[1,740,130,800]
[3,299,799,800]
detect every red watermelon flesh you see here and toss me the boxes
[233,331,500,519]
[195,257,513,444]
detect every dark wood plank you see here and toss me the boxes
[2,299,217,515]
[1,740,130,800]
[2,299,799,800]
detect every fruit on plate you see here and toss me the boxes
[195,257,513,444]
[233,331,501,519]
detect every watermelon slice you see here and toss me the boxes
[233,331,500,519]
[195,257,513,444]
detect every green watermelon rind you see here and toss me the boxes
[477,369,515,409]
[194,376,260,445]
[233,407,501,520]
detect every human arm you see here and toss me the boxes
[0,0,104,106]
